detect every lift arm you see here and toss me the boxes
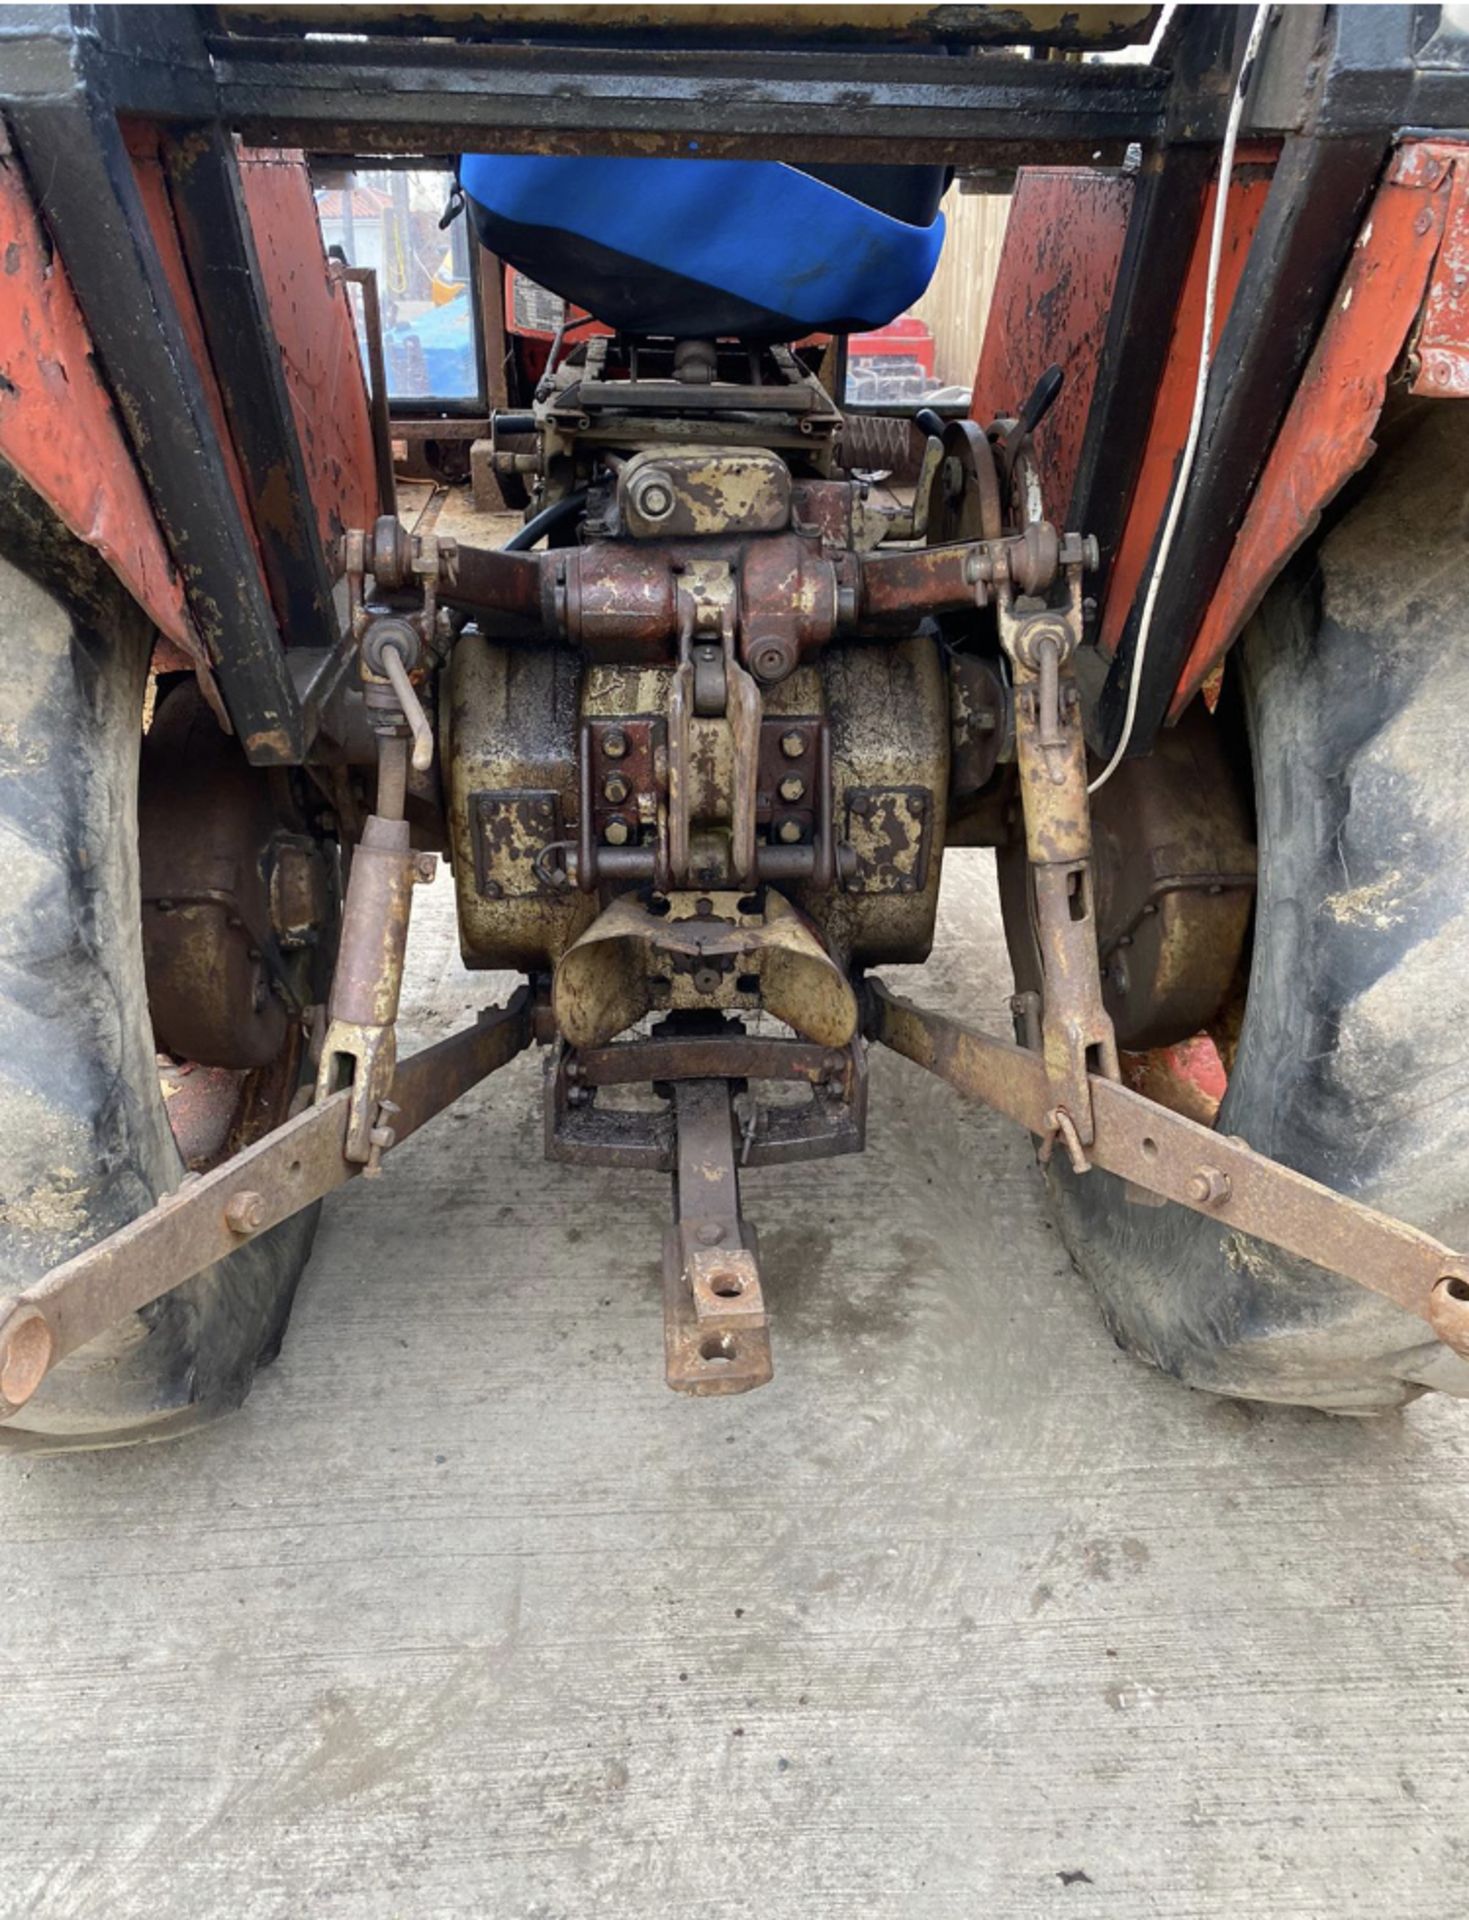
[0,993,533,1419]
[864,980,1469,1362]
[6,974,1469,1417]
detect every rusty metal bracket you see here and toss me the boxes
[342,519,449,780]
[547,1021,867,1173]
[315,707,435,1161]
[997,540,1118,1147]
[864,980,1469,1362]
[0,993,534,1422]
[666,573,762,888]
[315,797,438,1162]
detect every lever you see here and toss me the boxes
[378,642,434,774]
[1000,363,1065,471]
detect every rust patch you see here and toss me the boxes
[969,166,1136,517]
[1409,142,1469,395]
[238,147,378,571]
[843,787,933,895]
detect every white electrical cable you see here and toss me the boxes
[1088,1,1272,796]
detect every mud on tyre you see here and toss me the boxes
[0,466,336,1450]
[1051,403,1469,1413]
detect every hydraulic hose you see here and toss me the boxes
[502,487,590,553]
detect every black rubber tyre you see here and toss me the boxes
[1055,401,1469,1413]
[0,467,321,1451]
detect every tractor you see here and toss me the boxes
[1,3,1468,1447]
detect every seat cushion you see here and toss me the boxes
[459,154,946,340]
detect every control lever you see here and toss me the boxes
[377,642,434,773]
[999,362,1064,472]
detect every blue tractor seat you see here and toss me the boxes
[458,154,948,341]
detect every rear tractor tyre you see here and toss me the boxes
[0,468,333,1451]
[1052,402,1469,1412]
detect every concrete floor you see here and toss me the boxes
[4,853,1469,1918]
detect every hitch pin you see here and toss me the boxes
[1035,635,1066,770]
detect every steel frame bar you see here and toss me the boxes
[0,13,305,760]
[161,118,343,652]
[866,981,1469,1360]
[1095,124,1387,756]
[1067,5,1242,549]
[210,7,1164,55]
[1066,141,1217,561]
[342,265,398,518]
[202,36,1172,165]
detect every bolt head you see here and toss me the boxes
[633,473,675,519]
[602,728,628,760]
[777,818,803,845]
[604,818,630,846]
[779,730,807,760]
[750,639,793,681]
[225,1190,266,1235]
[1187,1166,1231,1208]
[603,773,631,805]
[779,775,806,804]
